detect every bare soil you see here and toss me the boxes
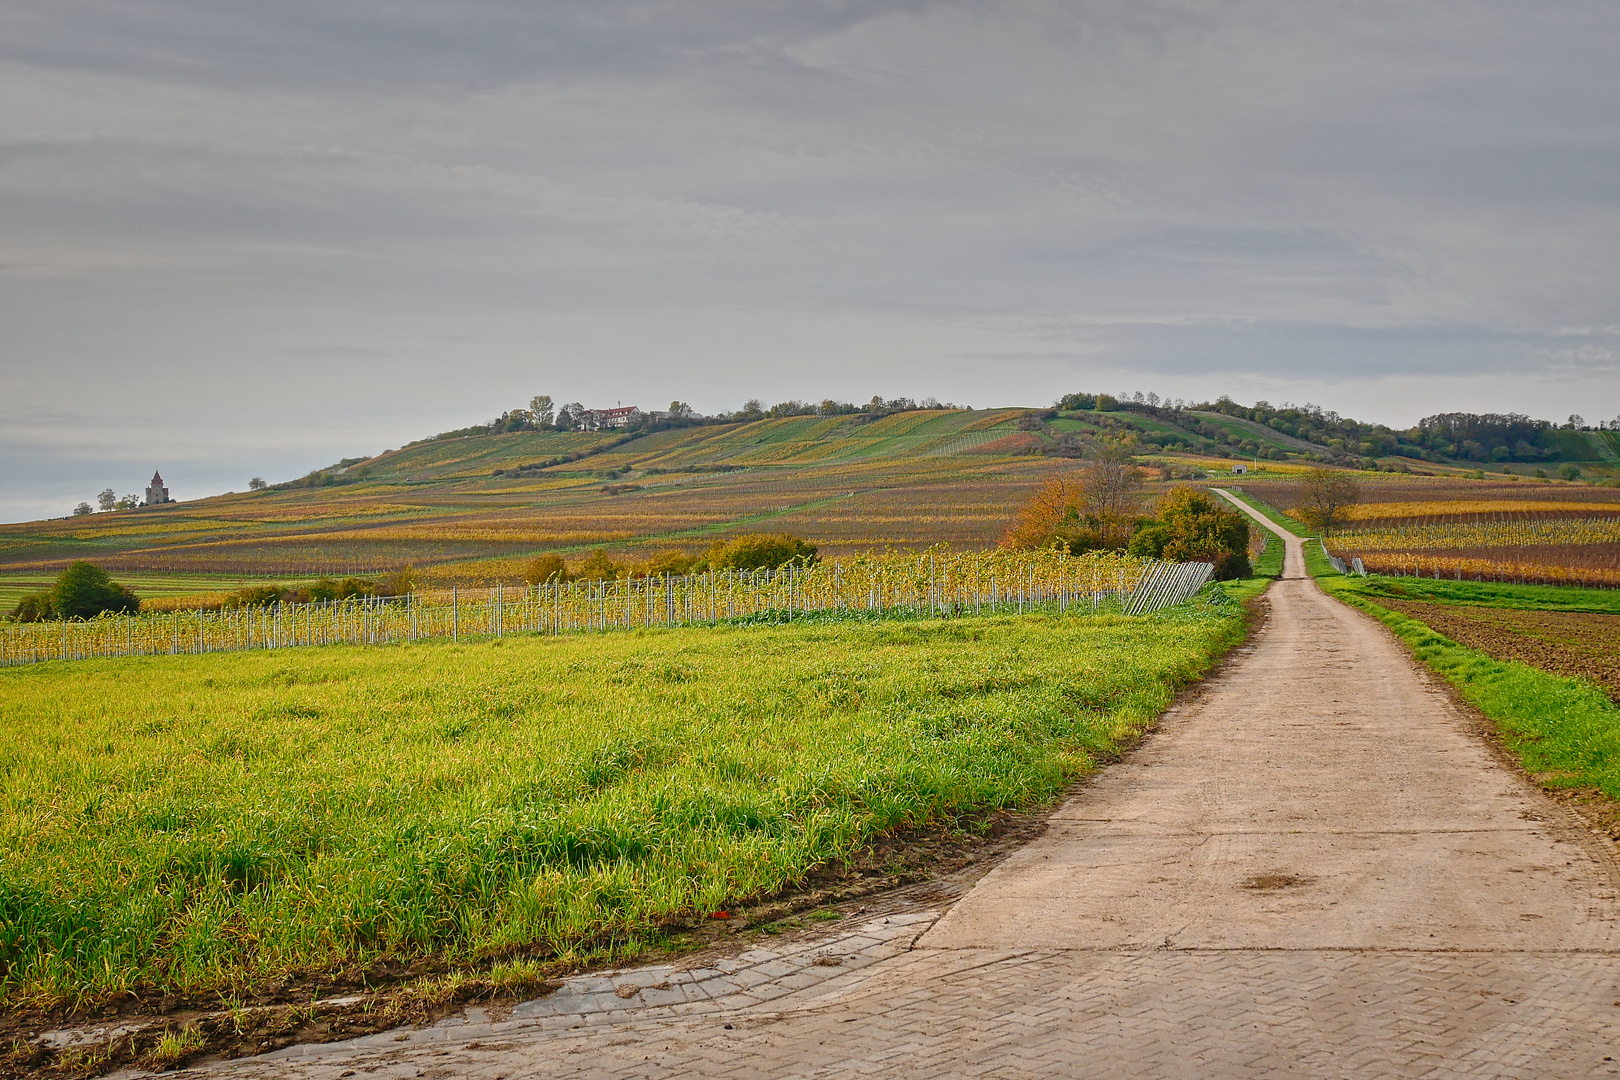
[1374,597,1620,702]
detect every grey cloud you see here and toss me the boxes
[2,1,1618,519]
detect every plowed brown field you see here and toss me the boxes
[1373,598,1620,702]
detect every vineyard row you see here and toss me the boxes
[1,549,1214,666]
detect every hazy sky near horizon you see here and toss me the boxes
[3,1,1618,522]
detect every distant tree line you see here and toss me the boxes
[1053,390,1618,466]
[70,487,152,516]
[415,393,965,444]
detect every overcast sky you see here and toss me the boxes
[3,1,1618,521]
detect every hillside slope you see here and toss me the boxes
[0,410,1061,584]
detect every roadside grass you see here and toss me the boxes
[1222,488,1620,809]
[1353,576,1620,615]
[1251,534,1284,579]
[1303,538,1339,578]
[0,600,1251,1012]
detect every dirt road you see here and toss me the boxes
[171,503,1620,1078]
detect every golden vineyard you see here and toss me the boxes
[1325,514,1620,586]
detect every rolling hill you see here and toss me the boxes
[4,399,1614,602]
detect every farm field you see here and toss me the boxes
[1366,597,1620,704]
[1236,474,1620,587]
[7,399,1615,602]
[0,595,1252,1011]
[0,411,1080,594]
[0,548,1193,666]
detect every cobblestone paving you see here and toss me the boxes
[167,513,1620,1079]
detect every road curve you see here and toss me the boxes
[177,500,1620,1079]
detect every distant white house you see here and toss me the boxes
[145,470,171,505]
[1231,463,1249,475]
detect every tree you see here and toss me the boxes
[1127,487,1251,579]
[668,401,693,419]
[1079,446,1144,546]
[1001,476,1106,554]
[248,477,268,491]
[97,488,116,511]
[529,395,555,427]
[1002,448,1144,552]
[116,494,140,510]
[740,399,765,419]
[50,561,140,619]
[1296,469,1362,532]
[72,502,93,516]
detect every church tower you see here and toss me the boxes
[146,471,171,506]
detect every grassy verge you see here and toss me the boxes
[1352,576,1620,615]
[0,602,1251,1013]
[1251,535,1284,579]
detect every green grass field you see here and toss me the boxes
[0,598,1252,1010]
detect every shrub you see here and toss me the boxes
[642,549,697,577]
[523,553,570,585]
[225,586,287,608]
[8,592,55,622]
[701,533,818,571]
[376,567,416,597]
[573,550,627,581]
[1211,551,1252,581]
[306,577,374,603]
[49,562,140,619]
